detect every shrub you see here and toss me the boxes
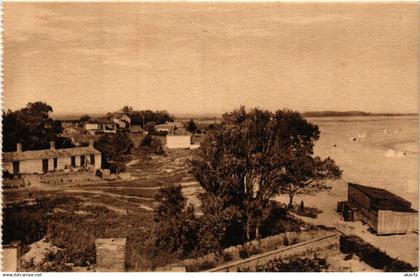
[140,135,165,155]
[260,203,303,237]
[238,244,261,259]
[283,236,290,246]
[223,251,233,262]
[198,260,215,271]
[239,253,328,272]
[339,235,417,272]
[186,258,216,272]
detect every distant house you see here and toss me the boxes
[85,119,117,134]
[174,127,187,135]
[3,141,102,175]
[337,183,418,235]
[155,121,184,134]
[112,113,131,129]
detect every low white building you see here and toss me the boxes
[85,119,117,134]
[155,121,184,134]
[166,135,192,149]
[3,141,102,175]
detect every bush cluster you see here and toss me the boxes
[3,195,154,270]
[237,253,328,272]
[339,235,417,272]
[238,244,262,259]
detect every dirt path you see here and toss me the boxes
[64,189,155,211]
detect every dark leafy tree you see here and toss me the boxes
[281,156,342,208]
[140,134,153,147]
[122,106,133,114]
[2,102,73,152]
[129,110,174,127]
[186,119,198,133]
[140,134,165,155]
[191,107,342,243]
[153,186,200,258]
[79,115,90,122]
[94,131,134,169]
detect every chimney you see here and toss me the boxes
[89,139,94,148]
[50,141,56,150]
[16,143,22,153]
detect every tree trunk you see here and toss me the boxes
[255,221,260,240]
[288,194,294,209]
[246,217,251,241]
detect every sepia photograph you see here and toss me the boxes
[1,1,418,273]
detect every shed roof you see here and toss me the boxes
[3,146,101,162]
[349,183,416,212]
[155,121,183,128]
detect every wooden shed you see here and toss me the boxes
[341,183,417,235]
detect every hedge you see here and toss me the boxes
[339,235,417,272]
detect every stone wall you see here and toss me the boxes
[155,229,333,272]
[40,171,99,185]
[208,234,338,272]
[2,241,22,272]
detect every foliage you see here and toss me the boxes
[38,250,73,272]
[191,106,341,245]
[121,106,134,114]
[186,258,217,272]
[223,251,233,262]
[3,102,74,152]
[141,134,153,147]
[152,186,201,259]
[140,134,165,155]
[238,253,329,272]
[121,107,174,128]
[94,131,134,169]
[186,119,198,133]
[79,115,91,122]
[259,202,305,237]
[3,204,48,245]
[197,260,216,271]
[339,235,417,272]
[3,195,154,269]
[238,244,262,259]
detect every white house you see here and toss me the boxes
[155,121,184,134]
[166,135,192,149]
[85,119,117,134]
[3,141,102,175]
[112,113,131,129]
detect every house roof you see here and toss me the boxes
[349,183,416,212]
[3,146,101,162]
[112,113,131,121]
[155,121,183,128]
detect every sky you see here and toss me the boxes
[3,2,419,116]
